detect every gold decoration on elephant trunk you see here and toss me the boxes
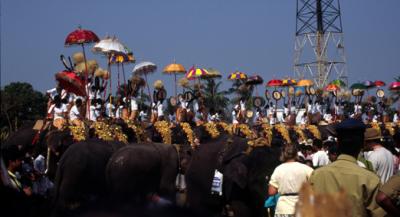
[261,124,273,145]
[274,124,291,144]
[110,125,128,143]
[203,122,220,139]
[246,137,271,154]
[154,121,172,144]
[92,122,127,143]
[126,120,146,142]
[69,125,87,141]
[217,122,233,135]
[294,125,307,143]
[238,124,255,139]
[180,122,195,146]
[306,124,321,140]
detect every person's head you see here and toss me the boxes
[328,143,339,162]
[280,145,298,162]
[54,95,62,107]
[304,159,313,167]
[75,98,83,107]
[335,118,366,157]
[313,139,323,150]
[364,128,382,151]
[2,145,24,172]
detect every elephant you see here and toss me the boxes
[185,126,281,217]
[51,138,126,217]
[105,124,193,208]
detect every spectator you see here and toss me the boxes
[375,174,400,217]
[310,118,384,217]
[364,128,395,183]
[312,139,330,168]
[268,145,313,217]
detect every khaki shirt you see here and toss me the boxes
[310,154,384,217]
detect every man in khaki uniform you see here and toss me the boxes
[309,118,384,217]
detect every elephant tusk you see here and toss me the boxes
[45,147,51,174]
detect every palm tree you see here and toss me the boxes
[203,78,230,116]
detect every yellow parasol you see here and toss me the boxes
[297,79,314,87]
[163,62,186,96]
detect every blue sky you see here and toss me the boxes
[1,0,399,95]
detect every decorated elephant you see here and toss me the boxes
[185,125,281,217]
[51,138,126,216]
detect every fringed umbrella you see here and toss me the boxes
[245,75,264,96]
[297,79,314,87]
[201,68,222,79]
[330,79,346,87]
[374,80,386,87]
[55,71,86,97]
[363,80,375,89]
[133,61,157,102]
[325,84,340,92]
[185,67,209,80]
[228,71,247,80]
[389,82,400,91]
[350,83,367,90]
[163,62,186,96]
[65,26,99,116]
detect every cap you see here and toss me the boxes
[335,118,366,132]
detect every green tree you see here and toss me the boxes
[203,78,230,117]
[1,82,46,132]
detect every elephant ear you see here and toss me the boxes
[223,160,248,189]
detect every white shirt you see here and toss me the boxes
[269,162,314,214]
[365,147,395,184]
[105,103,115,118]
[131,97,138,111]
[46,88,58,100]
[240,100,246,111]
[69,105,80,121]
[312,150,330,167]
[157,103,164,117]
[89,105,98,121]
[393,113,399,122]
[232,110,238,124]
[53,104,68,120]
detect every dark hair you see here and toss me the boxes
[75,98,83,107]
[313,139,323,149]
[328,143,339,155]
[280,145,298,162]
[2,145,24,167]
[337,130,364,157]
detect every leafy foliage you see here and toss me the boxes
[1,82,46,132]
[203,78,230,117]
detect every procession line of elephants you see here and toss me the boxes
[2,120,340,217]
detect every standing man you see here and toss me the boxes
[309,118,384,217]
[311,139,330,168]
[364,128,395,184]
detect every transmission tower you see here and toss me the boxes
[293,0,348,88]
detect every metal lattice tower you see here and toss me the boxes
[294,0,348,88]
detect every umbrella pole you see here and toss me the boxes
[122,63,128,98]
[81,43,90,119]
[117,63,121,96]
[144,73,152,103]
[108,54,112,104]
[174,73,177,97]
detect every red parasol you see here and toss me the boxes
[374,80,386,87]
[55,71,86,96]
[325,84,340,92]
[266,79,283,87]
[389,82,400,91]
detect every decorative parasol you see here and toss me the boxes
[324,84,340,92]
[55,71,86,96]
[350,83,367,90]
[266,79,283,87]
[185,66,208,80]
[374,80,386,87]
[281,78,297,86]
[363,80,375,89]
[297,79,314,87]
[93,36,131,98]
[228,71,247,80]
[133,61,157,102]
[163,62,186,96]
[65,26,99,116]
[330,79,346,87]
[245,75,264,85]
[201,68,222,79]
[389,82,400,91]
